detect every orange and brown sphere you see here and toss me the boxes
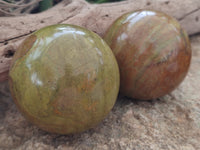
[104,10,191,100]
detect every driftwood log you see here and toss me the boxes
[0,0,200,82]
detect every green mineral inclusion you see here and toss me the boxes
[9,24,119,134]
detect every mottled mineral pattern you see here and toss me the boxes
[104,10,191,100]
[8,24,119,134]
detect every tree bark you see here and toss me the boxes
[0,0,200,82]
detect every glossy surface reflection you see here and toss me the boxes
[9,24,120,134]
[104,10,191,100]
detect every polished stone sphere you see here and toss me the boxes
[9,24,119,134]
[104,10,191,100]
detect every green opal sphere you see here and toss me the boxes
[104,10,191,100]
[9,24,119,134]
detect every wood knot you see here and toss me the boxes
[3,45,15,58]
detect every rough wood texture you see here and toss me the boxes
[0,34,200,150]
[0,0,200,81]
